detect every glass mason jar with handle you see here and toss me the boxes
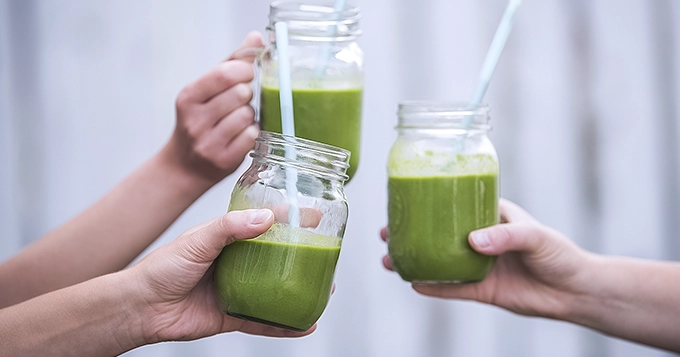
[214,131,350,331]
[258,1,364,180]
[387,102,500,283]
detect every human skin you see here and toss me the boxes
[0,32,264,308]
[381,198,680,353]
[0,209,313,357]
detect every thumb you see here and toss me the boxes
[468,222,548,256]
[178,209,274,264]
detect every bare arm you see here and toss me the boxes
[569,256,680,352]
[0,209,309,357]
[0,270,145,356]
[0,32,264,308]
[0,149,209,307]
[381,198,680,353]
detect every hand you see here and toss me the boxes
[381,198,595,319]
[129,209,314,344]
[163,32,264,184]
[270,205,324,228]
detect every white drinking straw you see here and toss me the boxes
[463,0,522,127]
[275,21,301,227]
[314,0,348,78]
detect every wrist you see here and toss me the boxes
[121,265,174,346]
[154,140,218,196]
[562,252,615,326]
[101,271,151,350]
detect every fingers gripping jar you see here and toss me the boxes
[214,131,350,331]
[387,102,500,283]
[258,1,364,180]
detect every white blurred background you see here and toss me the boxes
[1,0,679,356]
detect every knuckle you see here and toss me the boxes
[508,222,544,252]
[234,83,253,104]
[184,122,203,140]
[217,213,233,233]
[495,224,515,244]
[217,61,253,87]
[175,87,194,110]
[229,125,259,155]
[215,65,237,88]
[242,105,256,120]
[183,235,212,262]
[243,64,255,82]
[245,124,260,138]
[230,105,256,127]
[220,211,250,238]
[230,60,255,81]
[193,139,213,159]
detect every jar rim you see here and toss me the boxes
[253,131,351,182]
[398,101,488,115]
[267,1,362,39]
[269,1,361,22]
[397,101,490,129]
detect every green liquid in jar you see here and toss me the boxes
[388,154,499,283]
[214,223,341,331]
[260,86,362,180]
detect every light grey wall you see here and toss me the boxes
[1,0,679,356]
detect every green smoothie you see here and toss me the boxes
[388,156,499,283]
[260,86,363,179]
[214,223,341,331]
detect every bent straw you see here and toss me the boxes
[275,21,301,227]
[463,0,522,128]
[314,0,348,78]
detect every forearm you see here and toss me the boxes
[0,145,214,307]
[567,255,680,352]
[0,272,145,357]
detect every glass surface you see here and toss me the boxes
[387,102,500,283]
[258,2,364,180]
[214,131,349,331]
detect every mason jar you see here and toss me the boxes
[258,1,364,180]
[387,102,500,283]
[214,131,350,331]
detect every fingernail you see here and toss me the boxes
[249,209,272,225]
[471,231,491,248]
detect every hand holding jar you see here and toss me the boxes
[213,131,350,331]
[386,102,500,283]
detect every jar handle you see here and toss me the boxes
[229,47,265,124]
